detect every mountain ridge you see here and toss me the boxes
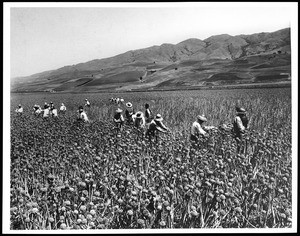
[12,28,291,92]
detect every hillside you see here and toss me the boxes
[11,28,291,92]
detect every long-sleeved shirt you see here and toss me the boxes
[78,111,89,122]
[43,108,50,118]
[191,121,215,137]
[15,107,23,113]
[145,109,153,122]
[234,116,245,132]
[60,105,66,111]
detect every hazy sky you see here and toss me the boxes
[9,3,294,78]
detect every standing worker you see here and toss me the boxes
[33,104,42,116]
[233,107,249,153]
[125,102,135,125]
[132,111,146,129]
[113,108,125,131]
[60,103,66,113]
[43,103,50,119]
[144,103,154,124]
[146,114,169,142]
[77,106,89,122]
[85,99,91,108]
[15,104,23,114]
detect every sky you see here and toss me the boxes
[8,2,295,78]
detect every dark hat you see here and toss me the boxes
[79,106,84,110]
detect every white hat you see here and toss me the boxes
[155,114,163,122]
[197,115,207,122]
[135,111,143,118]
[116,108,123,113]
[236,107,246,114]
[126,102,132,108]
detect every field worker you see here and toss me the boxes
[15,104,23,114]
[116,98,120,105]
[77,106,89,122]
[190,115,217,142]
[43,104,50,119]
[125,102,135,124]
[51,107,58,118]
[146,114,169,142]
[132,111,146,129]
[33,104,42,116]
[85,99,91,107]
[120,98,124,104]
[44,102,49,109]
[113,108,125,130]
[144,103,154,124]
[233,107,249,153]
[60,103,66,113]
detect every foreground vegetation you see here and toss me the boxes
[10,88,292,229]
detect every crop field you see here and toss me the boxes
[9,88,293,230]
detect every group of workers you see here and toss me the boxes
[15,98,249,146]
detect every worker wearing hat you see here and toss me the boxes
[233,107,249,140]
[132,111,146,129]
[125,102,135,125]
[144,103,154,124]
[190,114,217,142]
[146,114,169,142]
[60,103,66,113]
[77,106,89,122]
[85,99,91,107]
[15,104,23,114]
[43,103,50,119]
[114,108,125,130]
[33,104,42,116]
[233,107,249,153]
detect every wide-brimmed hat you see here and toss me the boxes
[135,111,143,118]
[236,107,246,114]
[116,108,123,113]
[18,104,22,107]
[155,114,163,122]
[126,102,132,108]
[197,115,207,122]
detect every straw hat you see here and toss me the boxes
[197,115,207,122]
[155,114,163,122]
[236,107,246,114]
[116,108,123,113]
[126,102,132,108]
[135,111,143,119]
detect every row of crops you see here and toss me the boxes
[9,88,292,230]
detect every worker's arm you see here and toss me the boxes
[235,117,245,131]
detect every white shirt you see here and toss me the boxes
[234,116,245,131]
[191,121,215,137]
[60,105,66,111]
[34,107,42,114]
[85,101,90,106]
[52,109,58,117]
[43,108,50,118]
[78,111,89,122]
[16,107,23,113]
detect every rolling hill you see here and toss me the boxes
[11,28,291,92]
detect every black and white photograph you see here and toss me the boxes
[3,2,298,233]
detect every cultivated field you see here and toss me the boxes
[9,88,292,230]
